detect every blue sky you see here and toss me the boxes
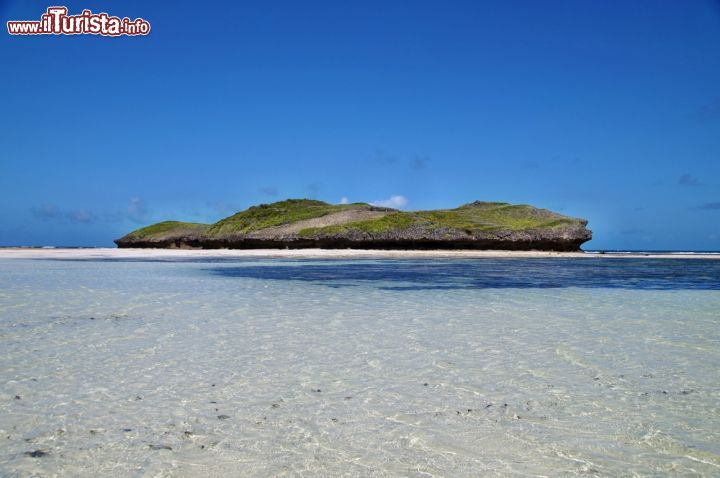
[1,0,719,250]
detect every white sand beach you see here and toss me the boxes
[0,247,718,260]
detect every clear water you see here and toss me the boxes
[1,257,719,477]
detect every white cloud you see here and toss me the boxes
[339,197,349,204]
[371,195,408,209]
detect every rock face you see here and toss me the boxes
[114,199,592,251]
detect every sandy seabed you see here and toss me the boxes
[1,247,719,476]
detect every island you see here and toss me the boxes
[114,199,592,251]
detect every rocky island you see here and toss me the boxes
[115,199,592,251]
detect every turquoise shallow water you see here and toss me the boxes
[1,257,719,477]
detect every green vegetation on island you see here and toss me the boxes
[207,199,368,235]
[115,198,592,251]
[120,221,209,241]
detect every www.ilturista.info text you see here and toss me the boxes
[7,7,150,36]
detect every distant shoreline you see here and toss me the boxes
[1,247,719,260]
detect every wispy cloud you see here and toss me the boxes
[697,202,720,210]
[409,156,429,170]
[127,197,149,223]
[31,204,61,220]
[694,98,720,121]
[259,186,278,196]
[67,209,96,223]
[371,150,430,171]
[339,196,349,204]
[678,174,702,187]
[205,201,240,216]
[32,204,97,223]
[371,149,397,165]
[31,197,153,225]
[371,195,408,209]
[307,182,322,198]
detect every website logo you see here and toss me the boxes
[7,6,151,36]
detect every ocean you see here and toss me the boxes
[1,255,719,476]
